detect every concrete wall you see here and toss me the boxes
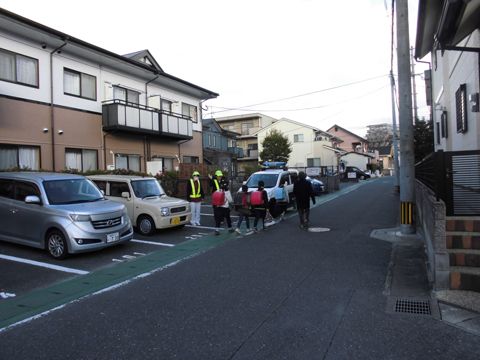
[415,180,449,290]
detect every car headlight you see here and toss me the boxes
[160,207,170,216]
[69,214,91,222]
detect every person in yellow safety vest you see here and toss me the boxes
[187,171,204,226]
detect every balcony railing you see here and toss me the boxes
[102,100,193,140]
[228,147,244,158]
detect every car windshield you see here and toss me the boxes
[131,179,166,198]
[44,179,103,205]
[245,173,278,188]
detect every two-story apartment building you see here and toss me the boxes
[202,118,242,176]
[215,113,278,173]
[0,8,218,174]
[256,118,340,168]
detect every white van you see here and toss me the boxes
[88,175,191,235]
[241,169,298,206]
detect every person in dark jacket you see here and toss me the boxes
[293,171,316,230]
[252,180,269,232]
[209,170,233,235]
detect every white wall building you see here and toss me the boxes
[256,118,338,168]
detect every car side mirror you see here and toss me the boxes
[25,195,41,205]
[121,192,131,200]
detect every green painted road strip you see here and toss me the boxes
[0,232,234,331]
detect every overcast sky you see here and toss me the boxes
[1,0,429,137]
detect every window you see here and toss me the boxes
[116,154,140,172]
[0,179,14,199]
[65,148,98,171]
[241,122,253,135]
[436,122,441,144]
[183,156,199,164]
[307,158,321,167]
[248,143,258,150]
[182,103,198,123]
[294,134,304,143]
[441,111,448,138]
[14,181,40,202]
[0,49,38,87]
[113,86,140,104]
[163,158,174,171]
[92,180,107,193]
[109,182,130,197]
[455,84,468,133]
[161,99,172,112]
[64,68,96,100]
[0,145,40,170]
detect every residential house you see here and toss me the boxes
[339,152,374,172]
[215,113,277,174]
[0,8,217,174]
[415,0,480,294]
[202,118,242,176]
[326,124,369,153]
[256,118,340,169]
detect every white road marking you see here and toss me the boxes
[131,239,175,247]
[133,252,146,256]
[112,259,124,262]
[0,254,89,275]
[0,292,16,299]
[122,255,137,259]
[185,225,219,230]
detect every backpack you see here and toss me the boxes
[250,190,264,206]
[274,187,285,201]
[212,190,225,206]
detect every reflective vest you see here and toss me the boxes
[213,179,220,191]
[190,179,202,198]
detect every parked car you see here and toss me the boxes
[306,177,326,195]
[0,172,133,259]
[241,169,298,207]
[345,166,371,180]
[88,175,191,236]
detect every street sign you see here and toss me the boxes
[306,167,320,176]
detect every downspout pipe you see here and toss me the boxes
[50,40,68,171]
[144,74,159,171]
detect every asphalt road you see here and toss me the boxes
[1,177,480,359]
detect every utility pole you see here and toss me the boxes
[389,71,400,192]
[410,46,418,121]
[396,0,416,234]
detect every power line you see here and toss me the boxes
[208,84,389,113]
[208,74,389,115]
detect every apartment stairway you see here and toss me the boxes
[446,217,480,292]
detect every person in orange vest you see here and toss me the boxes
[187,171,204,226]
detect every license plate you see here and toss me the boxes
[171,217,181,225]
[107,232,119,243]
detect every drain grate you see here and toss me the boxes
[394,298,431,315]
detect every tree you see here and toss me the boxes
[259,129,292,163]
[414,117,434,163]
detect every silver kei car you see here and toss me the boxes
[0,172,133,259]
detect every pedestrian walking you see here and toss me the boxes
[234,185,253,235]
[293,171,316,230]
[250,180,269,232]
[209,170,234,235]
[186,170,204,226]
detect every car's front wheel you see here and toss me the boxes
[137,215,155,236]
[46,230,68,259]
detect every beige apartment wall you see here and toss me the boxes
[0,97,53,169]
[179,131,203,163]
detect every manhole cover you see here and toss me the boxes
[308,227,331,232]
[394,298,431,315]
